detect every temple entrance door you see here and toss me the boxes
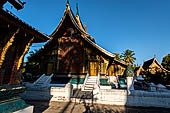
[89,62,98,76]
[47,63,53,75]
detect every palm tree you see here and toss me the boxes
[121,49,136,64]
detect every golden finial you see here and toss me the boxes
[76,3,79,16]
[67,0,70,6]
[66,0,70,12]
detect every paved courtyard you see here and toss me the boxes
[26,101,170,113]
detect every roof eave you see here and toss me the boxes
[0,9,50,42]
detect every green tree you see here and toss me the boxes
[121,49,136,64]
[161,54,170,71]
[114,53,122,60]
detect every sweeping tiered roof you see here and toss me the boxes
[32,2,115,59]
[143,57,170,73]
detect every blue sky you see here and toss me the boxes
[3,0,170,65]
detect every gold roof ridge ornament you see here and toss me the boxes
[66,0,70,12]
[67,0,70,5]
[75,3,85,31]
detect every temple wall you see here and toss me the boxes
[57,36,84,74]
[107,64,126,76]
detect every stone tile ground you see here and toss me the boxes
[26,101,170,113]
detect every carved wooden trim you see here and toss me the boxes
[0,28,19,68]
[17,37,34,70]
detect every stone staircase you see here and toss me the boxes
[83,76,97,91]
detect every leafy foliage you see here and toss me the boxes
[161,54,170,71]
[22,50,40,82]
[124,65,134,77]
[121,49,136,64]
[22,62,40,82]
[114,53,122,60]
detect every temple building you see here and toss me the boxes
[29,2,128,86]
[0,2,49,85]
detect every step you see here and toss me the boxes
[87,79,96,81]
[85,84,96,86]
[86,82,96,84]
[88,76,97,78]
[85,82,96,84]
[85,84,94,87]
[84,86,93,88]
[87,78,97,80]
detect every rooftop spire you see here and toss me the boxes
[76,3,79,16]
[66,0,70,12]
[67,0,69,6]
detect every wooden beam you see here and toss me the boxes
[0,9,49,42]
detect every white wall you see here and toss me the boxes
[127,91,170,108]
[93,88,170,108]
[94,89,127,105]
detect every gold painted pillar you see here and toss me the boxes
[0,28,19,85]
[0,28,19,68]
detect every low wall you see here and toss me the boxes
[94,89,127,105]
[127,90,170,108]
[21,88,51,101]
[93,88,170,108]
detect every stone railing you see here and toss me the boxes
[82,73,89,91]
[96,73,100,89]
